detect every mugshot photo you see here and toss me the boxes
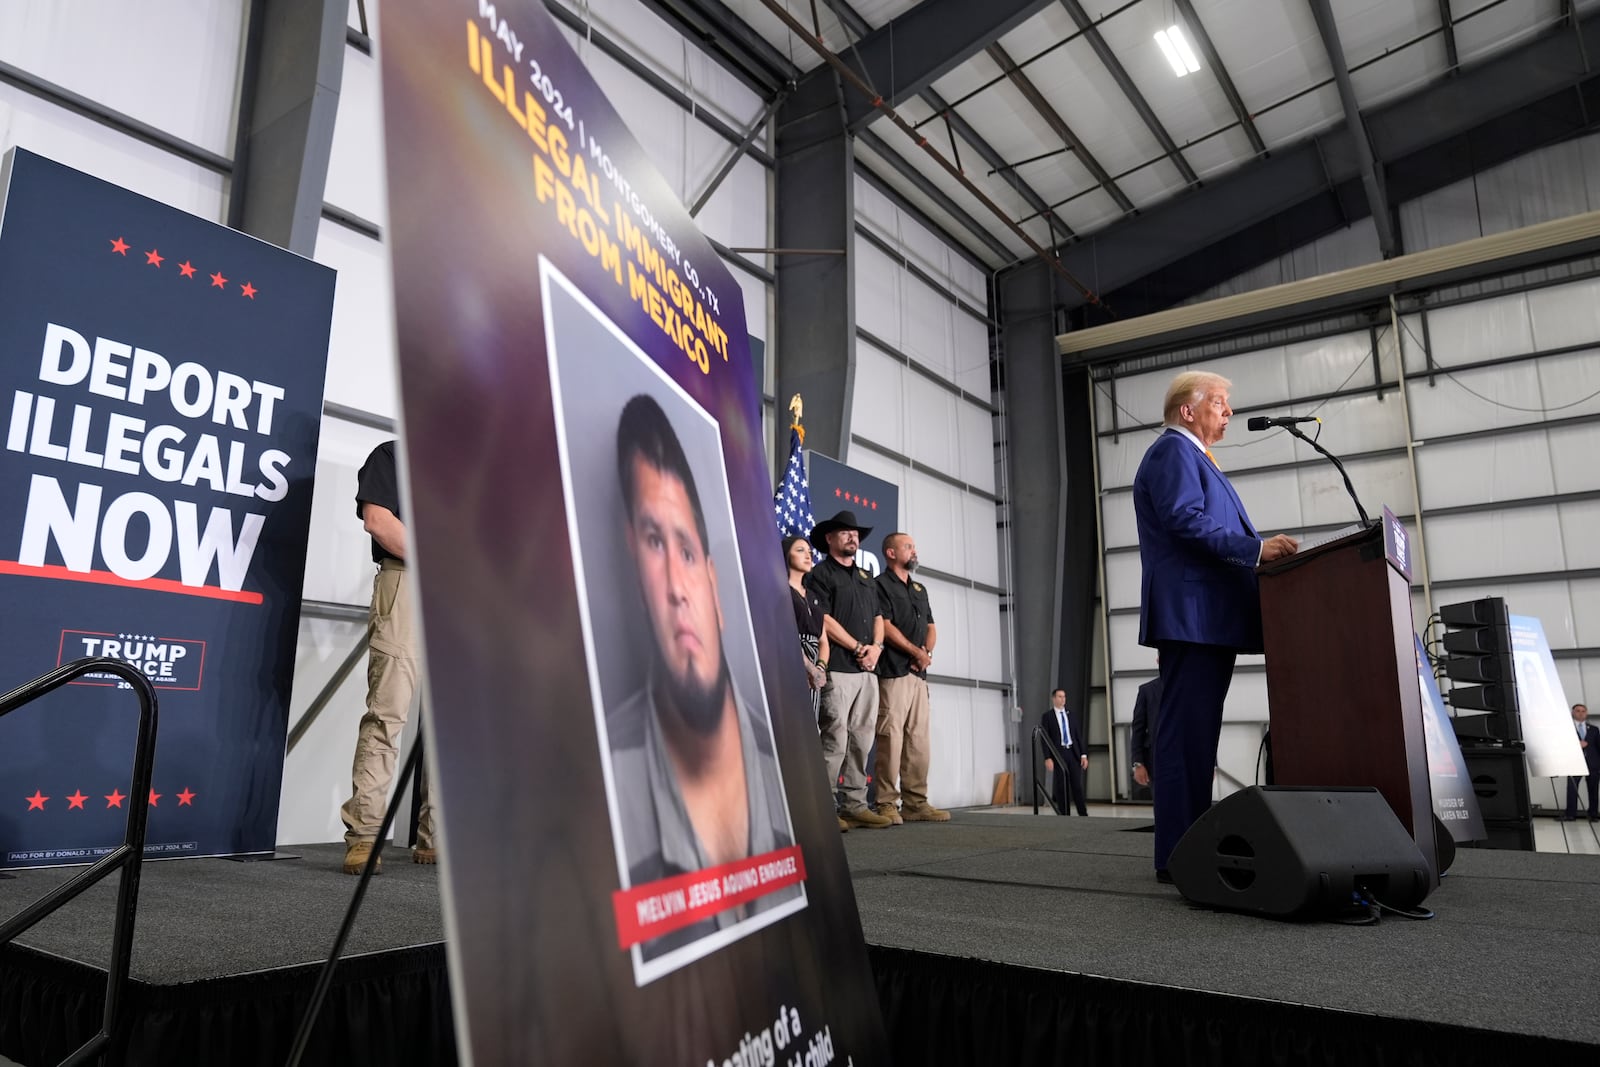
[538,260,805,985]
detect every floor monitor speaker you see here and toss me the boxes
[1168,786,1431,919]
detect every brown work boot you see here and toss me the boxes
[343,838,382,875]
[842,807,893,829]
[837,816,850,833]
[875,802,903,826]
[901,804,951,822]
[412,846,438,865]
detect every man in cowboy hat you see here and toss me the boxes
[807,510,893,830]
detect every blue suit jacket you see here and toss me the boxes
[1133,429,1264,653]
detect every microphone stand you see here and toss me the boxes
[1281,423,1372,527]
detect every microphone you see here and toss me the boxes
[1246,415,1319,431]
[1245,414,1371,526]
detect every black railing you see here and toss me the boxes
[0,657,160,1067]
[1031,725,1070,815]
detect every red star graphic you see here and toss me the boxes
[145,248,164,267]
[67,791,88,810]
[239,281,257,299]
[176,788,196,806]
[148,789,161,807]
[209,271,227,289]
[110,237,129,255]
[178,260,196,278]
[871,501,878,510]
[26,790,48,811]
[835,489,842,497]
[105,789,126,809]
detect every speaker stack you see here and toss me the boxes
[1168,787,1432,919]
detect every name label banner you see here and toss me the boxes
[0,148,334,867]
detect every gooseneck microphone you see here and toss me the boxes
[1246,415,1319,430]
[1245,414,1371,526]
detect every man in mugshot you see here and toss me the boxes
[608,393,796,954]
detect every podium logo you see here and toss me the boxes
[58,629,207,691]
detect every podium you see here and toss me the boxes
[1258,512,1439,881]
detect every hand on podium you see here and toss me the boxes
[1261,534,1299,563]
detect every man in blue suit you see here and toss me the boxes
[1133,372,1299,883]
[1563,702,1599,821]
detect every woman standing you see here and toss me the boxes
[784,535,830,720]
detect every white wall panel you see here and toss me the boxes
[853,237,901,347]
[324,46,384,222]
[956,402,996,493]
[965,590,1005,684]
[0,84,227,221]
[953,311,990,399]
[960,494,1000,589]
[1416,434,1556,508]
[1527,277,1600,350]
[1297,455,1412,528]
[1102,495,1138,549]
[1103,552,1142,611]
[926,684,1008,808]
[314,221,398,419]
[904,470,961,574]
[1109,614,1153,673]
[1224,467,1305,532]
[1095,428,1160,489]
[852,341,905,454]
[1436,580,1578,647]
[1406,362,1546,438]
[1558,501,1600,570]
[905,372,959,474]
[0,2,244,156]
[1425,507,1567,581]
[1568,578,1600,647]
[1426,292,1536,364]
[902,273,958,384]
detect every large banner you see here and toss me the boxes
[1510,615,1587,778]
[1415,635,1485,842]
[379,1,888,1063]
[806,453,900,577]
[0,149,334,867]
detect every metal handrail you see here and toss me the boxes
[0,657,160,1067]
[1031,725,1071,815]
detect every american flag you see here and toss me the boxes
[772,427,815,540]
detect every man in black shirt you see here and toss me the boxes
[340,440,435,873]
[874,533,948,823]
[807,510,892,830]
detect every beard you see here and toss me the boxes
[905,557,918,572]
[659,652,732,737]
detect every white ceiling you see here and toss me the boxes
[737,0,1594,268]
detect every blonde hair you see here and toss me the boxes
[1162,371,1232,426]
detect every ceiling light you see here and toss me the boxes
[1155,25,1201,77]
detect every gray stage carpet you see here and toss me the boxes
[842,812,1600,1046]
[0,842,443,983]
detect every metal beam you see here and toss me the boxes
[638,0,797,96]
[1044,12,1600,312]
[1307,0,1397,257]
[775,72,856,464]
[1057,0,1198,186]
[856,134,1016,266]
[227,0,347,256]
[822,0,1075,252]
[986,43,1133,213]
[1172,0,1265,155]
[787,0,1057,131]
[1436,0,1460,72]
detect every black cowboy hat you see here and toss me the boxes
[809,509,872,550]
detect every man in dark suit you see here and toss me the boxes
[1133,371,1299,883]
[1040,688,1088,815]
[1130,673,1163,795]
[1564,703,1599,821]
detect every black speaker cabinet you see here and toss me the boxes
[1168,786,1432,919]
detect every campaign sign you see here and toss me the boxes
[805,452,900,577]
[378,1,888,1063]
[1510,616,1587,779]
[0,149,333,867]
[1414,635,1485,842]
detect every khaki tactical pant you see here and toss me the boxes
[820,670,879,813]
[874,673,931,810]
[341,559,435,848]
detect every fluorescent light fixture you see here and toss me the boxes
[1155,25,1201,77]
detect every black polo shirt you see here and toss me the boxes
[806,555,880,675]
[355,441,402,564]
[876,570,933,679]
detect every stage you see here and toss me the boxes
[2,814,1597,1064]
